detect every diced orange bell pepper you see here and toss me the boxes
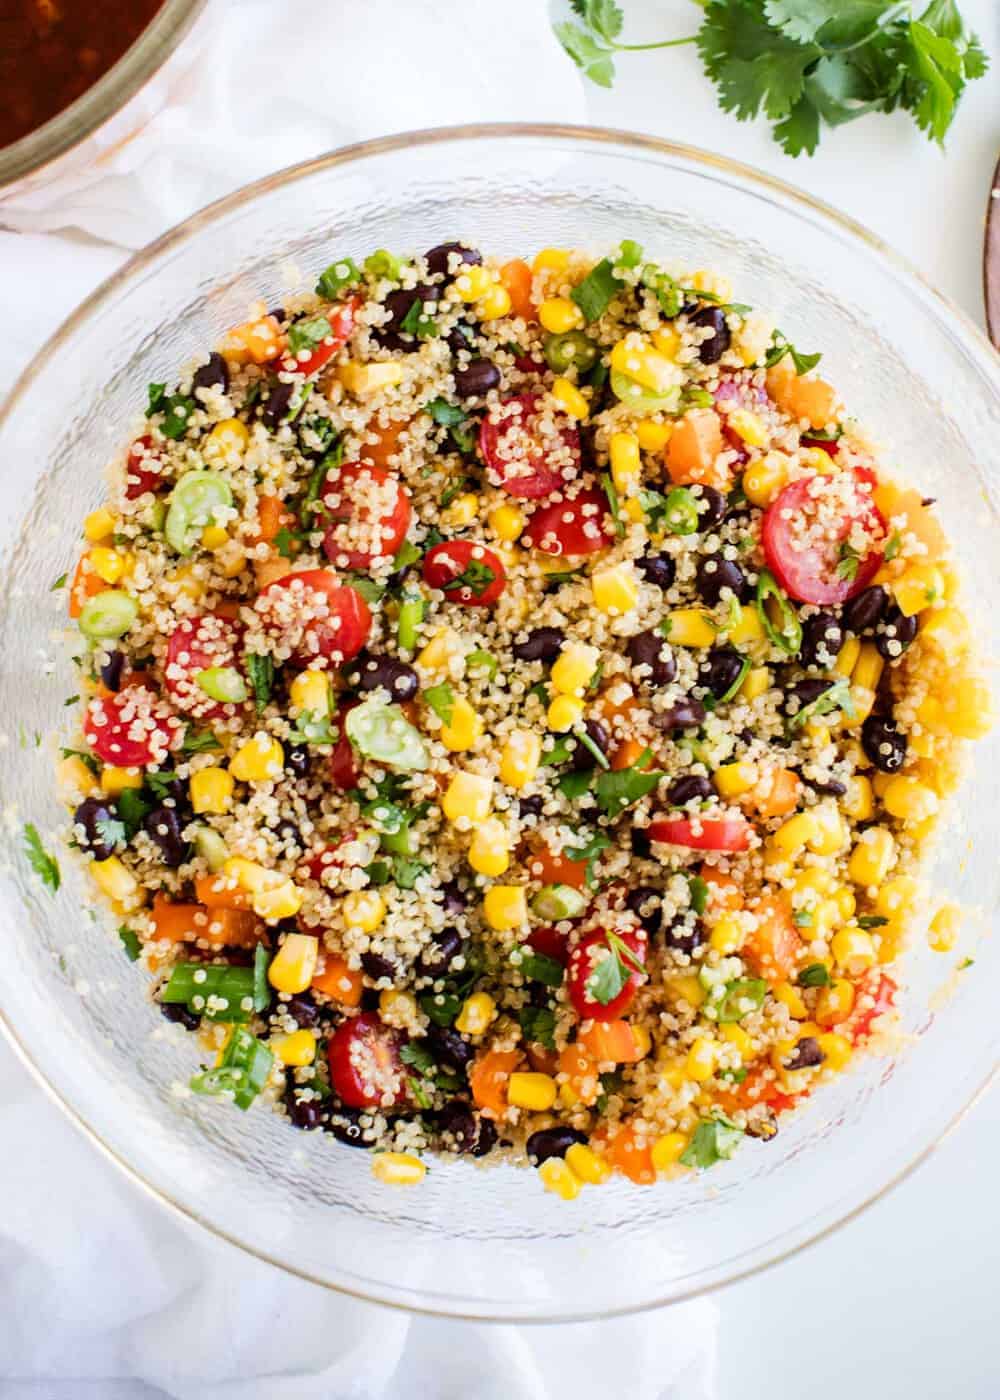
[499,259,535,321]
[526,1044,560,1075]
[360,417,413,469]
[579,1019,643,1064]
[872,480,947,562]
[249,494,294,546]
[194,872,248,910]
[68,555,104,619]
[558,1044,600,1106]
[745,766,800,820]
[311,953,363,1006]
[609,738,653,772]
[470,1048,522,1117]
[594,688,638,728]
[219,315,285,366]
[745,893,800,982]
[150,895,262,948]
[666,409,727,490]
[699,865,743,912]
[765,361,839,432]
[530,845,589,890]
[602,1121,656,1185]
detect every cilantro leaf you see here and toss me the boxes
[118,925,142,961]
[24,823,60,892]
[563,829,612,886]
[798,962,832,987]
[774,92,822,156]
[423,682,455,726]
[245,653,274,714]
[287,315,334,357]
[586,929,647,1006]
[554,21,616,88]
[519,1005,557,1049]
[680,1116,745,1169]
[697,1,820,122]
[594,750,663,818]
[181,729,222,755]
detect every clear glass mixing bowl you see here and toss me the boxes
[1,127,998,1322]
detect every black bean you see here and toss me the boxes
[842,585,889,635]
[192,352,229,395]
[73,798,121,861]
[636,551,675,590]
[698,646,744,698]
[417,928,464,979]
[801,775,847,798]
[270,818,303,853]
[284,991,320,1028]
[439,881,468,917]
[260,378,296,428]
[345,652,419,703]
[326,1103,368,1148]
[142,805,187,868]
[662,914,705,956]
[453,358,500,398]
[570,718,611,771]
[627,629,677,687]
[696,486,728,528]
[362,951,400,983]
[374,285,437,350]
[654,697,707,730]
[518,795,544,819]
[267,306,286,325]
[359,987,381,1012]
[746,1112,779,1142]
[426,1025,474,1071]
[799,611,844,669]
[436,1099,497,1156]
[862,714,907,772]
[668,774,713,805]
[526,1127,587,1165]
[696,557,750,606]
[285,745,310,779]
[98,648,125,692]
[284,1086,325,1131]
[631,827,652,859]
[626,885,663,935]
[424,242,482,279]
[689,306,731,364]
[512,627,563,663]
[875,607,918,661]
[786,677,834,714]
[446,321,479,357]
[783,1037,825,1071]
[160,1000,199,1031]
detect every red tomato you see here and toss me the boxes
[646,815,751,852]
[478,393,580,498]
[124,435,165,499]
[422,540,507,606]
[520,487,614,556]
[277,296,359,376]
[256,569,371,665]
[164,613,245,720]
[83,688,182,768]
[321,462,411,571]
[843,971,898,1043]
[329,701,361,790]
[299,831,359,887]
[762,470,886,606]
[801,437,838,458]
[525,925,571,966]
[567,927,648,1022]
[327,1012,409,1109]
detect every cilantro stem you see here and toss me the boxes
[611,35,697,52]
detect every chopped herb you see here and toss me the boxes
[792,909,814,928]
[714,976,768,1023]
[181,729,222,755]
[345,575,386,605]
[424,398,467,427]
[446,558,496,598]
[798,962,832,988]
[594,750,663,818]
[688,875,709,915]
[423,682,455,726]
[858,914,889,930]
[641,264,684,318]
[765,333,822,375]
[570,257,623,323]
[190,1025,273,1109]
[587,928,647,1006]
[111,791,146,839]
[401,1042,436,1076]
[601,472,625,538]
[51,573,67,591]
[558,769,596,801]
[391,856,430,889]
[315,257,361,300]
[466,648,498,679]
[585,661,605,696]
[519,1005,556,1049]
[287,314,334,357]
[145,768,179,800]
[440,477,469,510]
[787,675,856,732]
[595,1069,623,1115]
[245,653,274,714]
[959,957,975,971]
[60,747,100,777]
[159,392,196,441]
[63,693,80,707]
[564,829,612,886]
[836,542,861,583]
[718,1066,749,1084]
[273,526,300,558]
[528,681,551,707]
[298,414,339,455]
[146,382,166,415]
[544,735,573,766]
[419,991,463,1028]
[449,419,478,455]
[400,297,437,340]
[577,729,611,770]
[118,925,142,961]
[23,823,60,892]
[543,567,583,589]
[392,538,423,574]
[679,1116,744,1169]
[513,948,565,988]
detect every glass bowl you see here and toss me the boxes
[1,126,998,1322]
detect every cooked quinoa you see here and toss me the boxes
[53,239,992,1195]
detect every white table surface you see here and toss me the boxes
[2,1,998,1395]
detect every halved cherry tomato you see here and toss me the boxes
[256,569,371,664]
[277,296,360,377]
[646,815,751,852]
[422,540,507,606]
[83,688,182,768]
[744,893,800,982]
[520,487,614,556]
[327,1012,409,1109]
[321,461,412,571]
[124,435,165,499]
[524,924,571,965]
[762,470,886,605]
[299,831,359,888]
[567,927,648,1022]
[842,970,897,1043]
[329,700,361,790]
[478,393,580,498]
[164,612,245,720]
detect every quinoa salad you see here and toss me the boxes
[50,240,992,1197]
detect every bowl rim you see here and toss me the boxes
[2,123,998,1322]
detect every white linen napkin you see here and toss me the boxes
[0,1,718,1394]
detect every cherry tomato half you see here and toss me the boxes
[124,435,165,499]
[478,393,581,498]
[256,569,371,665]
[327,1012,409,1109]
[277,296,360,377]
[422,540,507,606]
[164,612,245,720]
[525,924,572,966]
[567,927,648,1022]
[321,462,411,571]
[520,487,614,556]
[646,815,752,852]
[83,688,182,768]
[762,470,886,606]
[299,830,359,888]
[329,700,361,790]
[842,971,898,1043]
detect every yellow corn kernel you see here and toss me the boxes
[651,325,681,359]
[565,1142,611,1185]
[690,269,733,301]
[714,760,757,799]
[816,1031,852,1071]
[940,676,994,739]
[477,283,512,321]
[100,765,143,796]
[852,642,884,693]
[204,418,250,461]
[685,1037,717,1083]
[90,855,141,906]
[268,932,318,994]
[814,978,856,1027]
[218,545,247,579]
[893,563,944,617]
[289,668,331,717]
[848,683,876,727]
[455,991,496,1036]
[792,868,833,903]
[338,362,405,395]
[591,562,639,615]
[620,497,643,524]
[740,666,771,702]
[439,695,484,753]
[725,606,765,647]
[709,913,745,956]
[929,903,961,953]
[468,818,511,877]
[169,563,205,601]
[58,754,97,799]
[727,409,768,448]
[667,974,706,1010]
[271,1028,317,1067]
[876,876,918,921]
[651,1132,688,1173]
[547,694,585,732]
[848,826,896,887]
[550,376,590,421]
[372,1152,426,1186]
[499,730,542,789]
[636,420,673,452]
[88,546,129,585]
[664,609,716,647]
[489,503,526,542]
[834,636,861,678]
[719,1022,755,1060]
[742,451,789,507]
[842,773,874,822]
[832,886,856,923]
[229,732,285,783]
[609,432,641,494]
[83,507,116,543]
[882,775,939,824]
[808,804,847,856]
[190,766,235,815]
[343,888,386,933]
[539,1156,581,1200]
[454,265,494,303]
[771,812,819,856]
[630,1024,653,1061]
[551,641,601,696]
[771,980,807,1020]
[508,1072,558,1112]
[532,247,571,275]
[609,339,677,395]
[437,492,477,531]
[252,878,303,922]
[483,884,527,931]
[416,626,462,675]
[538,297,584,334]
[919,605,970,658]
[223,856,271,893]
[442,771,493,824]
[831,926,877,975]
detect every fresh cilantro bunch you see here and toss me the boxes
[555,0,988,157]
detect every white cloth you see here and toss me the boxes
[0,1,718,1395]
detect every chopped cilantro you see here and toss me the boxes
[680,1115,744,1169]
[797,962,832,988]
[245,653,274,714]
[24,823,60,892]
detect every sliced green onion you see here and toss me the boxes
[163,962,258,1023]
[165,471,233,555]
[713,977,768,1024]
[662,487,700,536]
[640,264,684,319]
[577,730,611,770]
[542,330,599,375]
[530,884,588,921]
[79,589,138,640]
[316,257,361,300]
[423,682,454,725]
[196,666,248,704]
[192,825,228,872]
[363,249,405,282]
[190,1025,274,1109]
[755,569,802,656]
[397,590,425,652]
[609,368,681,417]
[345,696,428,771]
[570,258,622,323]
[617,239,644,269]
